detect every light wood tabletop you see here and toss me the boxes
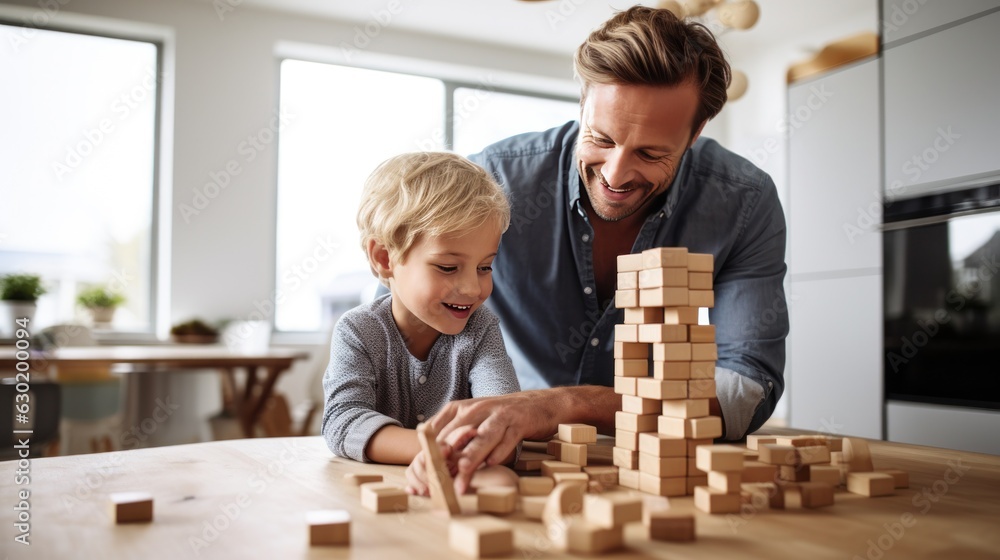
[2,430,998,559]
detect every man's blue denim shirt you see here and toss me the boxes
[469,121,789,439]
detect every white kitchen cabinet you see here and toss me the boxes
[881,0,1000,44]
[883,10,1000,199]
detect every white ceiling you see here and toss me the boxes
[239,0,878,58]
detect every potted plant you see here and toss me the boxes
[0,273,46,337]
[76,285,126,326]
[170,319,220,344]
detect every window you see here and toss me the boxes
[0,24,160,333]
[275,60,579,332]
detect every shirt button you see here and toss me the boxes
[582,234,590,242]
[416,414,425,421]
[590,338,599,347]
[418,375,427,385]
[584,286,593,295]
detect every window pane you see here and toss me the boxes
[276,60,445,332]
[452,88,579,156]
[0,25,157,332]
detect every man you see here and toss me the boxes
[414,6,788,494]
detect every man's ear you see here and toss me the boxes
[366,239,393,283]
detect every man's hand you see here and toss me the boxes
[404,425,476,496]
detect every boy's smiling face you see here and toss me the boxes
[383,221,502,359]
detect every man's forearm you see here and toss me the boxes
[546,385,620,435]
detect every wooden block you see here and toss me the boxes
[614,289,638,308]
[742,482,782,509]
[588,441,615,466]
[688,378,717,399]
[688,271,713,290]
[449,515,514,558]
[645,511,695,542]
[642,247,688,268]
[417,422,461,515]
[584,493,643,528]
[557,515,624,554]
[825,437,844,452]
[652,343,692,361]
[639,453,686,477]
[541,460,581,478]
[520,496,547,520]
[584,466,619,488]
[614,341,649,359]
[614,323,639,343]
[639,473,686,497]
[744,450,759,461]
[696,444,745,472]
[652,361,691,380]
[687,457,702,476]
[638,323,688,343]
[360,483,408,513]
[830,451,845,465]
[877,469,910,489]
[776,435,827,447]
[617,468,640,489]
[623,307,663,325]
[688,324,715,342]
[514,451,555,471]
[622,394,662,415]
[742,461,779,483]
[519,476,555,496]
[638,433,686,457]
[554,472,590,485]
[687,475,708,494]
[690,361,715,379]
[746,434,778,451]
[547,440,588,466]
[689,416,723,440]
[708,470,742,493]
[612,447,638,470]
[661,398,709,419]
[614,358,647,377]
[543,481,587,526]
[108,492,153,524]
[558,424,597,443]
[662,307,699,324]
[688,290,715,308]
[638,267,689,288]
[847,472,894,497]
[759,444,798,466]
[616,271,638,290]
[640,287,688,307]
[796,445,832,466]
[477,487,516,514]
[799,482,835,508]
[779,465,810,482]
[694,486,741,513]
[615,411,658,433]
[687,253,714,272]
[636,378,686,400]
[616,253,645,272]
[809,465,841,486]
[613,376,638,396]
[842,437,875,472]
[615,429,640,451]
[344,473,383,486]
[690,343,718,361]
[307,510,351,546]
[657,416,687,438]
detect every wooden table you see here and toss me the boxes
[2,431,997,559]
[0,345,310,437]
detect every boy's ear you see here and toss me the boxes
[366,239,393,282]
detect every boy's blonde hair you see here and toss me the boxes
[357,152,511,267]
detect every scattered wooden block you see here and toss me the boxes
[623,307,663,324]
[645,511,695,542]
[477,487,517,515]
[776,436,828,448]
[584,466,619,488]
[616,429,640,451]
[622,394,663,415]
[638,267,688,288]
[307,510,350,546]
[520,496,547,520]
[584,493,643,528]
[687,378,717,399]
[799,482,835,508]
[847,472,894,497]
[640,287,689,307]
[449,516,514,558]
[553,472,591,485]
[558,423,597,444]
[639,473,686,497]
[708,471,742,494]
[543,481,587,526]
[514,451,555,471]
[652,360,691,380]
[639,454,687,478]
[742,482,782,509]
[638,433,686,457]
[616,253,645,272]
[616,271,638,290]
[688,272,713,290]
[795,445,832,465]
[416,422,461,516]
[642,247,688,269]
[695,445,743,472]
[689,417,723,440]
[612,447,638,470]
[877,469,910,489]
[842,438,875,472]
[637,378,687,400]
[547,440,588,466]
[687,253,714,272]
[615,411,658,433]
[809,465,842,486]
[615,358,648,377]
[759,444,798,466]
[638,323,688,343]
[614,324,639,343]
[360,483,408,513]
[746,434,778,451]
[617,468,641,490]
[109,492,153,524]
[660,399,709,419]
[652,342,692,362]
[519,476,555,496]
[556,515,624,554]
[690,361,715,379]
[541,460,581,478]
[824,437,844,452]
[662,307,699,324]
[830,451,845,465]
[779,465,811,483]
[686,475,708,494]
[343,473,383,486]
[688,290,715,309]
[694,486,741,513]
[690,342,718,361]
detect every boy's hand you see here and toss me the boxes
[404,425,477,496]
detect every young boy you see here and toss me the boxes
[321,152,520,475]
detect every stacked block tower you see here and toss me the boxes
[611,247,721,497]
